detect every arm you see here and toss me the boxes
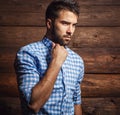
[74,58,84,115]
[29,44,68,113]
[74,104,82,115]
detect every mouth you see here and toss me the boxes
[63,36,71,45]
[64,35,71,40]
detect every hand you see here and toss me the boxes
[51,43,68,66]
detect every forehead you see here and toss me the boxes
[57,10,78,23]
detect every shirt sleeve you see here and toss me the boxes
[73,58,84,105]
[14,48,40,104]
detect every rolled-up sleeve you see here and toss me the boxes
[73,59,84,104]
[14,48,40,104]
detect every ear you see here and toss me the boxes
[46,19,52,29]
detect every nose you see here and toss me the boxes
[67,25,74,35]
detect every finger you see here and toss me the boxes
[52,42,56,48]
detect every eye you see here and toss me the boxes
[73,24,77,28]
[61,21,69,25]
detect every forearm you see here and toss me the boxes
[28,43,68,113]
[29,59,61,113]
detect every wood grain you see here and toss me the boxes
[0,73,19,97]
[74,48,120,73]
[82,74,120,97]
[0,0,120,12]
[0,97,22,115]
[0,6,120,26]
[82,97,120,115]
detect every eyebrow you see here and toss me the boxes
[60,20,78,25]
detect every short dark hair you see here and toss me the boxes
[45,0,80,21]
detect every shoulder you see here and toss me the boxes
[19,41,43,52]
[15,41,46,62]
[16,40,45,56]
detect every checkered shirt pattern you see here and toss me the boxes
[14,37,84,115]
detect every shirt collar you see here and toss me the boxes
[42,37,53,50]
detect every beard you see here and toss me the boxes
[51,24,71,46]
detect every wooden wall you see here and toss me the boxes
[0,0,120,114]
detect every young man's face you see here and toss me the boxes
[51,10,78,46]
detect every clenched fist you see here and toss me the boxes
[51,43,68,67]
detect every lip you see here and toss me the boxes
[64,36,71,40]
[65,38,71,42]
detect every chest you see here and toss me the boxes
[36,51,80,89]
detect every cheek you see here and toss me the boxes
[59,26,67,35]
[55,27,64,36]
[73,27,76,33]
[54,23,67,36]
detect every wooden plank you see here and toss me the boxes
[0,27,45,48]
[82,74,120,97]
[0,27,120,48]
[0,0,120,12]
[0,73,120,97]
[0,6,120,26]
[0,97,22,115]
[0,47,119,73]
[1,0,120,5]
[82,97,120,115]
[78,0,120,5]
[0,73,19,97]
[0,12,45,26]
[73,48,120,74]
[0,97,120,115]
[72,27,120,48]
[79,6,120,27]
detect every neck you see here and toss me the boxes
[45,31,54,42]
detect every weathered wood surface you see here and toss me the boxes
[0,0,120,8]
[0,6,120,26]
[82,74,120,97]
[0,27,120,48]
[0,97,120,115]
[0,73,120,97]
[0,97,22,115]
[74,48,120,73]
[82,98,120,115]
[0,73,19,97]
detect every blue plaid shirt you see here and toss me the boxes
[15,37,84,115]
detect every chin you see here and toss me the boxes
[62,42,69,46]
[64,40,70,46]
[57,39,70,46]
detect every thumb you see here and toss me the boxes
[52,42,56,48]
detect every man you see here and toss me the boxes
[14,0,84,114]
